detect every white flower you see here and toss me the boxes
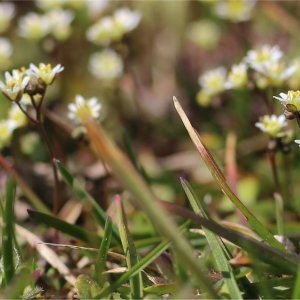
[225,62,248,89]
[0,38,13,69]
[45,9,74,40]
[18,12,51,40]
[255,114,287,138]
[28,63,64,85]
[113,7,141,33]
[198,67,226,95]
[244,45,283,72]
[89,49,123,80]
[68,94,101,124]
[8,104,27,128]
[0,2,15,33]
[0,69,30,102]
[85,0,109,18]
[86,17,119,45]
[213,0,257,22]
[274,90,300,112]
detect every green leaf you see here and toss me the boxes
[181,178,243,299]
[116,195,143,299]
[2,177,16,285]
[27,209,101,246]
[93,216,112,284]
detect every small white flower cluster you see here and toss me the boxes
[67,94,102,125]
[212,0,257,22]
[0,63,64,149]
[196,44,298,107]
[244,45,296,89]
[86,7,141,80]
[18,8,74,41]
[0,63,64,102]
[86,7,141,46]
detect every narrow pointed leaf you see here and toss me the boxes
[181,178,242,299]
[28,209,101,246]
[173,96,284,251]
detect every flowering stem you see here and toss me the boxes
[25,94,61,214]
[268,144,281,194]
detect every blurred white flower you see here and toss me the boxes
[0,69,30,102]
[35,0,67,10]
[18,12,51,40]
[295,139,300,147]
[86,16,119,45]
[255,114,287,138]
[198,67,227,95]
[186,19,221,50]
[89,49,123,80]
[86,8,141,45]
[244,45,283,72]
[0,38,13,70]
[274,90,300,112]
[0,119,16,149]
[68,94,101,124]
[86,0,109,18]
[213,0,256,22]
[0,2,15,33]
[225,62,248,89]
[113,7,141,33]
[29,63,64,85]
[8,104,27,128]
[45,9,74,40]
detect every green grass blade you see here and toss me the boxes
[27,209,101,246]
[2,177,16,285]
[181,178,242,299]
[93,216,112,285]
[55,160,120,244]
[173,96,284,251]
[116,195,143,299]
[292,264,300,299]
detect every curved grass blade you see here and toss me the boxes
[55,160,121,245]
[2,178,16,285]
[27,209,101,246]
[116,195,143,299]
[181,178,243,299]
[173,96,284,251]
[93,216,112,284]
